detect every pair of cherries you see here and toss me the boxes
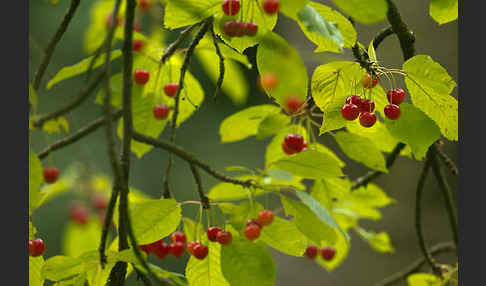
[244,210,274,241]
[341,95,377,128]
[152,83,180,120]
[207,227,233,245]
[304,245,336,261]
[139,232,207,259]
[223,21,258,38]
[282,134,307,155]
[384,88,406,120]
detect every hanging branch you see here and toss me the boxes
[33,0,81,90]
[433,141,459,176]
[161,23,199,63]
[189,164,210,209]
[373,26,394,49]
[374,242,456,286]
[33,72,105,128]
[210,26,225,99]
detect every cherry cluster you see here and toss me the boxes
[244,210,274,241]
[68,193,109,226]
[282,134,307,155]
[29,238,46,257]
[304,245,336,261]
[223,21,258,38]
[139,232,193,259]
[341,95,377,127]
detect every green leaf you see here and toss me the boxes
[403,55,458,141]
[256,32,308,107]
[384,103,441,160]
[130,198,182,245]
[42,116,69,134]
[164,0,220,29]
[356,228,395,253]
[430,0,458,25]
[368,40,377,63]
[30,257,45,286]
[29,221,37,240]
[407,273,442,286]
[219,105,282,143]
[296,191,350,241]
[47,50,122,89]
[270,149,344,179]
[265,169,292,182]
[62,218,103,258]
[279,0,309,18]
[256,113,291,140]
[351,184,395,208]
[29,150,43,212]
[331,0,387,24]
[260,217,307,256]
[313,222,350,271]
[334,131,388,172]
[310,142,346,167]
[182,217,203,243]
[42,256,84,281]
[186,240,230,286]
[297,4,345,52]
[208,176,264,201]
[221,239,276,286]
[214,0,278,53]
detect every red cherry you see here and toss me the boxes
[260,73,278,90]
[244,224,261,241]
[139,244,151,255]
[223,21,238,37]
[341,104,360,120]
[321,246,336,261]
[304,245,318,259]
[29,238,46,257]
[360,99,375,113]
[153,105,170,120]
[138,0,150,10]
[345,95,361,107]
[244,22,258,36]
[284,134,304,151]
[207,227,222,242]
[43,167,59,184]
[153,241,170,259]
[384,104,401,120]
[263,0,279,14]
[216,231,232,245]
[187,241,199,255]
[246,219,261,228]
[133,40,144,52]
[164,83,179,98]
[285,96,303,114]
[69,203,89,225]
[170,232,187,244]
[133,70,149,85]
[192,244,209,260]
[360,73,379,88]
[282,141,297,155]
[386,88,406,105]
[169,242,185,258]
[92,194,108,211]
[257,210,274,226]
[234,21,245,37]
[222,0,240,16]
[359,112,377,128]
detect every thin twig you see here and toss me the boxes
[161,24,199,63]
[433,141,458,176]
[189,164,210,209]
[415,150,442,275]
[374,242,456,286]
[33,72,105,128]
[33,0,81,90]
[38,110,123,160]
[210,26,225,99]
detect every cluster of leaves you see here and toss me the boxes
[29,0,458,285]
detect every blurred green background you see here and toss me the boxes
[29,0,458,285]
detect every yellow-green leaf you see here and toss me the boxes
[42,117,69,134]
[186,238,230,286]
[407,273,442,286]
[62,218,103,258]
[30,257,45,286]
[260,217,307,256]
[29,150,43,212]
[430,0,458,25]
[164,0,220,29]
[356,227,394,253]
[331,0,387,25]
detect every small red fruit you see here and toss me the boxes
[341,104,360,120]
[346,95,362,107]
[169,242,185,258]
[386,88,406,105]
[359,112,377,128]
[246,219,261,228]
[321,246,336,261]
[207,227,223,242]
[69,203,89,225]
[263,0,279,14]
[384,104,401,120]
[92,194,108,211]
[223,21,238,37]
[260,73,278,90]
[216,231,232,245]
[304,245,318,259]
[285,96,303,114]
[140,244,151,255]
[170,232,187,244]
[133,40,144,52]
[282,142,297,155]
[187,241,199,255]
[244,224,261,241]
[244,22,258,36]
[134,70,149,85]
[153,241,170,259]
[138,0,150,10]
[164,83,179,98]
[29,238,46,257]
[284,134,304,151]
[257,210,274,226]
[360,73,378,88]
[222,0,241,16]
[192,244,209,260]
[43,167,59,184]
[153,105,170,120]
[234,21,245,37]
[360,99,375,113]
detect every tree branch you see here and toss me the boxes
[374,242,456,286]
[189,164,210,209]
[433,141,458,176]
[210,26,225,99]
[385,0,416,61]
[38,110,123,160]
[33,72,105,128]
[33,0,81,90]
[161,24,199,63]
[373,26,395,50]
